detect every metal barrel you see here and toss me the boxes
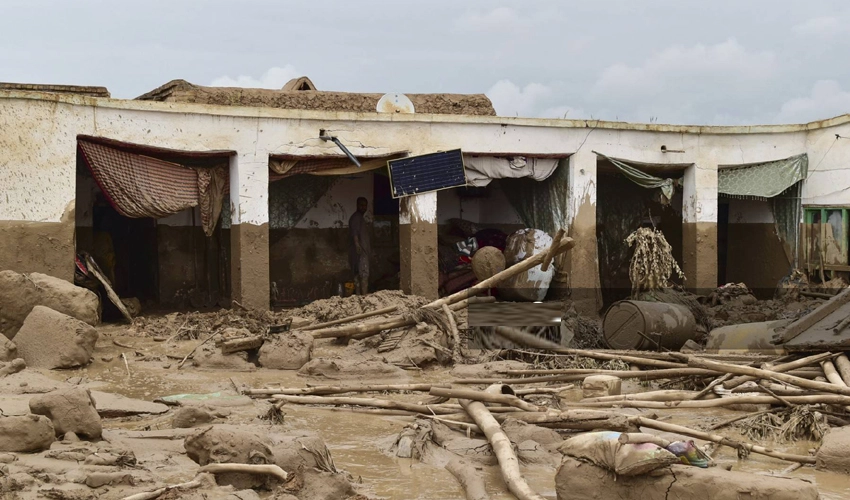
[602,300,697,351]
[705,320,790,355]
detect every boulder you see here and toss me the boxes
[0,414,55,452]
[555,456,818,500]
[0,270,99,339]
[298,358,408,381]
[29,387,102,439]
[258,331,313,370]
[172,407,215,428]
[0,337,16,362]
[582,375,622,399]
[817,426,850,474]
[13,306,98,369]
[192,343,256,371]
[185,426,279,490]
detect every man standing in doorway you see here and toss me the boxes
[349,197,372,295]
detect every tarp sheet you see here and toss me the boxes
[500,160,569,235]
[463,155,560,187]
[718,154,808,199]
[269,153,407,180]
[78,140,228,236]
[594,151,675,203]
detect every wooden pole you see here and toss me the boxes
[445,457,491,500]
[690,356,850,396]
[453,367,720,385]
[197,463,288,482]
[442,304,463,364]
[834,354,850,385]
[429,387,541,412]
[723,352,835,389]
[245,383,445,397]
[564,394,850,409]
[629,416,816,464]
[459,397,547,500]
[302,305,398,331]
[271,394,457,415]
[425,236,575,310]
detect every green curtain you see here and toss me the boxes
[269,174,339,230]
[499,158,570,234]
[594,151,675,203]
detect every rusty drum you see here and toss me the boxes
[602,300,697,351]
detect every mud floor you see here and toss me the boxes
[1,320,846,500]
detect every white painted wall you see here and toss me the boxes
[0,90,848,230]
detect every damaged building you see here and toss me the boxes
[1,77,848,316]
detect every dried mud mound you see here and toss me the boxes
[292,290,428,323]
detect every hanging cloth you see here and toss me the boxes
[593,151,675,203]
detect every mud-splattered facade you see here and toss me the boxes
[2,81,849,312]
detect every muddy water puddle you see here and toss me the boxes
[40,328,850,499]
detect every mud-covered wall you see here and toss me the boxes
[723,199,789,297]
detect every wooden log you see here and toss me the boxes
[426,236,575,310]
[779,287,850,343]
[565,394,850,409]
[120,479,204,500]
[218,336,264,354]
[197,463,288,482]
[271,394,457,415]
[453,368,720,385]
[693,373,732,400]
[800,291,835,299]
[580,390,712,403]
[438,410,639,432]
[302,305,398,331]
[689,356,850,397]
[459,397,547,500]
[245,383,446,397]
[628,416,816,464]
[85,254,134,323]
[834,354,850,386]
[513,384,575,396]
[442,304,463,364]
[445,457,491,500]
[429,387,541,412]
[821,360,850,411]
[834,315,850,334]
[723,352,835,389]
[310,296,493,340]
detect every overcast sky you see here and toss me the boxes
[3,1,849,125]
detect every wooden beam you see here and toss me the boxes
[778,286,850,343]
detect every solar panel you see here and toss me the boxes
[388,149,467,199]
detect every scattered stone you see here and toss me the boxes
[0,337,17,361]
[227,490,261,500]
[121,297,142,317]
[90,391,169,418]
[172,407,215,428]
[0,453,17,463]
[298,358,409,381]
[0,414,54,452]
[84,471,136,488]
[582,375,622,398]
[555,455,818,500]
[258,331,313,370]
[63,432,80,443]
[100,355,113,362]
[680,339,703,353]
[29,387,102,439]
[817,426,850,474]
[14,306,98,369]
[0,271,100,339]
[472,246,506,280]
[184,425,278,490]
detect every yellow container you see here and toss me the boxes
[344,282,356,297]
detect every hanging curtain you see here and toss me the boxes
[268,174,339,230]
[499,158,570,234]
[718,153,808,267]
[593,151,675,204]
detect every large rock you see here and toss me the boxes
[14,306,98,369]
[184,426,278,490]
[555,456,818,500]
[0,414,55,452]
[817,426,850,474]
[258,331,313,370]
[298,358,408,381]
[582,375,622,398]
[192,344,256,371]
[0,270,99,339]
[172,407,215,428]
[29,387,102,439]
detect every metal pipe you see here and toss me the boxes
[319,135,361,168]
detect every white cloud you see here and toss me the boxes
[793,15,846,38]
[775,80,850,123]
[456,7,530,32]
[209,65,301,89]
[486,80,552,117]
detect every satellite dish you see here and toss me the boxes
[377,93,415,114]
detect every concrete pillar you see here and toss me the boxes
[682,164,718,295]
[229,153,270,310]
[566,150,603,314]
[399,191,438,299]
